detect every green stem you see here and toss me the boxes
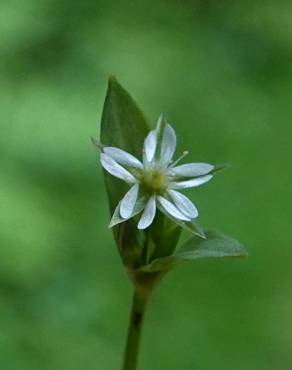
[122,289,149,370]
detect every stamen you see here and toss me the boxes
[169,150,189,168]
[139,169,167,194]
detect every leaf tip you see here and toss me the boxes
[108,75,118,88]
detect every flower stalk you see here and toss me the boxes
[122,289,150,370]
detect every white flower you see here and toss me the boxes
[99,115,214,230]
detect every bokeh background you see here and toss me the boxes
[1,1,292,369]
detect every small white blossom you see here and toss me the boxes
[99,115,214,230]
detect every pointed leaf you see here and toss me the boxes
[100,77,150,263]
[139,231,247,273]
[100,76,149,212]
[109,198,146,228]
[179,231,247,259]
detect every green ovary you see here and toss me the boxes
[139,169,167,195]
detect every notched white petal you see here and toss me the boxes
[168,189,198,218]
[169,174,213,189]
[157,196,191,221]
[160,124,176,165]
[138,196,156,229]
[104,147,143,169]
[120,184,139,219]
[100,153,136,183]
[169,163,214,177]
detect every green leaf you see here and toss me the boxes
[100,77,150,264]
[100,76,149,212]
[179,231,247,259]
[108,198,146,228]
[139,231,247,273]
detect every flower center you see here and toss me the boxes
[139,169,167,195]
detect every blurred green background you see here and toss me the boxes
[1,1,292,369]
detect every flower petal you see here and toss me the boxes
[157,196,191,221]
[143,130,158,163]
[169,174,213,189]
[160,124,176,165]
[138,196,156,229]
[100,153,136,183]
[120,184,140,218]
[169,163,214,177]
[167,189,198,218]
[104,147,143,169]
